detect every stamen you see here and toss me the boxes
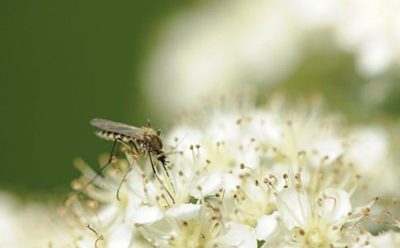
[87,224,104,248]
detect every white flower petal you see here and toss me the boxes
[166,204,201,221]
[219,222,257,248]
[96,204,119,226]
[191,174,223,198]
[370,231,400,248]
[310,136,343,164]
[107,223,133,248]
[256,212,280,240]
[130,206,163,225]
[348,127,388,171]
[222,173,241,191]
[321,188,351,223]
[277,189,310,229]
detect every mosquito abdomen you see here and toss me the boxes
[96,131,130,143]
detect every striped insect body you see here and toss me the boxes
[65,118,174,205]
[92,119,163,156]
[90,118,173,202]
[90,118,169,174]
[96,131,131,143]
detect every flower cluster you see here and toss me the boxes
[144,0,400,117]
[62,98,398,247]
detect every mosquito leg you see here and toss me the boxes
[99,138,119,175]
[129,140,140,155]
[149,151,175,204]
[161,160,176,194]
[64,139,120,205]
[161,162,170,177]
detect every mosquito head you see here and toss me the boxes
[157,153,169,166]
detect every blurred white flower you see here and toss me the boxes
[0,192,96,248]
[347,126,389,172]
[144,0,400,116]
[370,231,400,247]
[351,231,400,248]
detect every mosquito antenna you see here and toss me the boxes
[165,133,189,156]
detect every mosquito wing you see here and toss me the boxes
[90,118,143,139]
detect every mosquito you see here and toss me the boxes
[66,118,175,204]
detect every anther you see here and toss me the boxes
[298,150,306,156]
[87,200,99,209]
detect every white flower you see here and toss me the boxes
[134,203,256,248]
[347,127,389,172]
[144,0,400,116]
[0,192,97,248]
[369,231,400,247]
[67,158,153,248]
[269,186,371,247]
[350,231,400,248]
[63,97,396,247]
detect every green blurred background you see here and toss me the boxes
[0,1,188,193]
[1,1,400,195]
